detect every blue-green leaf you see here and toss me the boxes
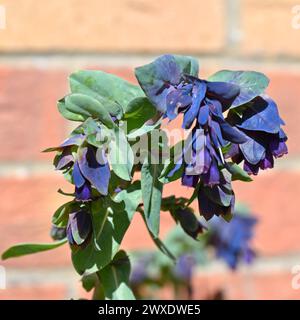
[208,70,269,108]
[227,162,253,182]
[64,93,115,128]
[57,98,85,122]
[98,250,135,300]
[141,160,164,237]
[127,118,162,140]
[2,240,67,260]
[69,70,144,118]
[109,127,134,181]
[124,97,158,133]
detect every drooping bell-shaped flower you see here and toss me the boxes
[66,209,92,246]
[209,213,257,269]
[174,206,206,238]
[50,127,111,201]
[197,170,235,220]
[174,254,196,282]
[72,146,110,199]
[226,95,288,175]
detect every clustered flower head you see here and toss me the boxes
[45,118,113,246]
[225,95,288,175]
[136,54,288,221]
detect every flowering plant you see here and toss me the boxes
[2,55,287,300]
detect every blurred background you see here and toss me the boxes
[0,0,300,299]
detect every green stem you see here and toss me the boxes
[92,272,105,300]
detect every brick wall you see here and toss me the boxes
[0,0,300,299]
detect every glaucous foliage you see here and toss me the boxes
[2,55,286,300]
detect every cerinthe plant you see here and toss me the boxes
[2,55,288,300]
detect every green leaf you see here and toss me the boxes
[2,239,67,260]
[227,162,253,182]
[127,118,161,140]
[72,183,141,275]
[124,97,158,133]
[141,160,163,237]
[173,54,199,77]
[109,127,134,181]
[186,183,200,206]
[69,70,144,118]
[149,236,176,262]
[98,250,135,300]
[81,273,98,292]
[52,201,75,227]
[208,70,269,108]
[57,98,85,122]
[174,207,204,241]
[81,118,112,148]
[159,140,184,184]
[139,210,175,261]
[114,181,142,215]
[64,93,115,128]
[164,225,208,263]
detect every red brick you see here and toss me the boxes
[235,171,300,256]
[267,71,300,156]
[97,67,136,84]
[0,284,67,299]
[126,171,300,256]
[0,68,68,161]
[251,272,300,300]
[241,0,300,57]
[192,272,246,300]
[0,175,72,268]
[193,270,300,300]
[127,171,300,257]
[0,0,225,53]
[123,210,175,251]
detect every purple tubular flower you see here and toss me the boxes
[66,209,92,246]
[198,182,235,220]
[55,149,74,170]
[228,132,275,175]
[53,134,85,171]
[209,214,257,269]
[181,174,199,188]
[72,160,93,201]
[180,126,225,188]
[54,130,111,201]
[114,187,122,194]
[75,181,92,201]
[226,96,288,175]
[174,254,196,282]
[77,146,110,196]
[138,55,247,191]
[137,55,287,219]
[130,254,153,285]
[72,146,110,200]
[163,76,247,190]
